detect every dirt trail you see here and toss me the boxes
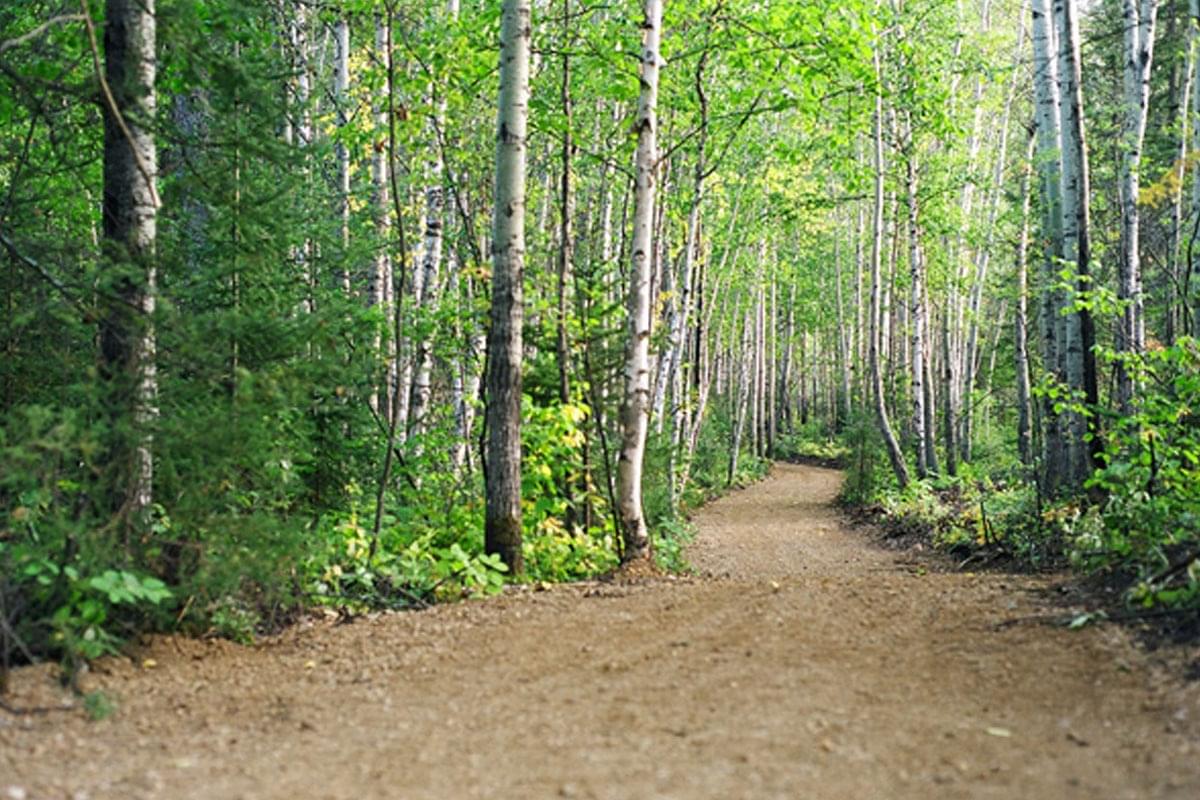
[3,463,1200,799]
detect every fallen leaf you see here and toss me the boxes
[141,658,157,669]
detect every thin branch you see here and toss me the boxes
[0,14,85,55]
[0,232,94,319]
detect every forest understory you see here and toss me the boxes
[3,464,1199,800]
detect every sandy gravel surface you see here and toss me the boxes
[2,462,1199,799]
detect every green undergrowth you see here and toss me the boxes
[1,393,776,679]
[826,342,1200,620]
[775,420,850,466]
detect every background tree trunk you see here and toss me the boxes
[99,0,158,529]
[870,38,910,490]
[1116,0,1158,411]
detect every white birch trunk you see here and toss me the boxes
[1055,0,1099,489]
[871,38,910,490]
[334,16,350,294]
[370,15,394,418]
[1016,134,1036,467]
[905,140,929,478]
[834,224,852,427]
[484,0,531,572]
[1032,0,1066,486]
[1117,0,1158,410]
[1167,6,1195,344]
[617,0,663,561]
[409,0,459,442]
[727,308,753,486]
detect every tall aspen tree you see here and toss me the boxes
[871,36,911,490]
[1031,0,1066,488]
[371,14,393,418]
[904,132,930,478]
[617,0,663,562]
[485,0,531,573]
[1117,0,1158,411]
[411,0,460,443]
[1054,0,1100,489]
[1016,134,1036,467]
[334,15,350,294]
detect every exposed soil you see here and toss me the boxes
[3,463,1200,799]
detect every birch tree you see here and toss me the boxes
[370,14,393,417]
[904,129,931,478]
[484,0,531,573]
[1031,0,1066,487]
[616,0,664,562]
[1116,0,1159,411]
[870,36,910,490]
[334,14,350,294]
[1054,0,1100,490]
[1016,134,1036,468]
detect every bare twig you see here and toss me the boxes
[0,698,76,716]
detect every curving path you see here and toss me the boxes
[2,463,1199,799]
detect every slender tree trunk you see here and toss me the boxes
[767,276,778,455]
[941,297,957,477]
[556,0,574,408]
[871,40,910,490]
[1032,0,1066,490]
[484,0,531,573]
[616,0,663,562]
[754,276,766,457]
[334,16,350,294]
[728,308,753,486]
[781,282,797,433]
[854,187,866,409]
[922,282,939,476]
[1117,0,1158,412]
[409,72,451,442]
[99,0,158,527]
[1055,0,1101,490]
[455,278,487,474]
[654,53,709,445]
[1016,133,1036,467]
[1164,6,1194,344]
[292,4,313,315]
[905,137,929,479]
[370,15,394,419]
[834,225,852,428]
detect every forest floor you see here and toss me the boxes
[3,463,1200,799]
